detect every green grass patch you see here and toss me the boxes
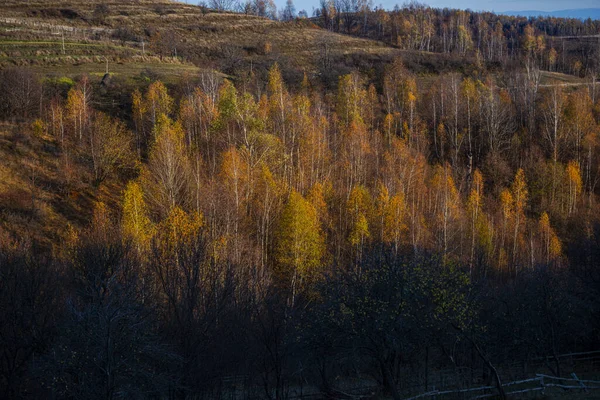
[31,61,203,83]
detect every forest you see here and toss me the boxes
[1,1,600,399]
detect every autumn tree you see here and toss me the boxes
[252,165,286,268]
[122,181,155,255]
[88,112,134,183]
[146,81,174,133]
[0,68,42,120]
[566,161,583,215]
[142,115,191,218]
[460,77,478,157]
[430,164,461,257]
[564,89,596,167]
[266,64,296,185]
[457,23,473,55]
[275,190,325,307]
[337,72,367,127]
[375,183,407,257]
[466,169,490,275]
[522,24,537,59]
[481,80,515,155]
[132,89,145,156]
[510,168,528,274]
[220,146,249,262]
[538,212,561,266]
[346,185,373,263]
[66,81,92,143]
[340,118,372,189]
[540,86,567,203]
[297,103,330,190]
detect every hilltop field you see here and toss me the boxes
[0,1,589,88]
[0,0,396,82]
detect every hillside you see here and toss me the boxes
[2,2,600,400]
[0,0,404,84]
[0,0,595,252]
[0,0,403,248]
[0,121,126,252]
[0,0,402,248]
[0,1,480,249]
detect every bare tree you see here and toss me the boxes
[282,0,296,21]
[0,237,60,399]
[209,0,239,11]
[42,229,179,400]
[0,68,42,120]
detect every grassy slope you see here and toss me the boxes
[0,122,126,252]
[0,1,586,82]
[0,0,396,79]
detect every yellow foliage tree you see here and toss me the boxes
[145,81,173,131]
[152,207,205,288]
[467,169,491,273]
[378,183,407,256]
[341,118,371,187]
[523,24,536,55]
[337,72,367,126]
[347,185,373,259]
[214,79,238,132]
[142,115,191,218]
[122,181,155,255]
[267,64,291,148]
[510,168,528,272]
[66,87,86,142]
[158,206,204,248]
[430,165,461,256]
[89,112,134,182]
[539,212,561,265]
[132,88,146,155]
[220,146,249,212]
[307,182,330,229]
[566,161,582,215]
[275,190,325,306]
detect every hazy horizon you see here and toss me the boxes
[177,0,600,16]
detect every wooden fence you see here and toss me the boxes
[404,372,600,400]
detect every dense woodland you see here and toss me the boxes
[315,0,600,72]
[246,0,600,76]
[1,2,600,400]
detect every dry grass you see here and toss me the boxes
[0,122,126,251]
[0,0,399,79]
[35,61,200,80]
[540,71,586,84]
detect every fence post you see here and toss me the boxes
[572,373,587,393]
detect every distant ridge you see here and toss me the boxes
[501,8,600,20]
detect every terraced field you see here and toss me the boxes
[0,0,402,83]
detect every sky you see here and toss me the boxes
[400,0,600,13]
[177,0,600,14]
